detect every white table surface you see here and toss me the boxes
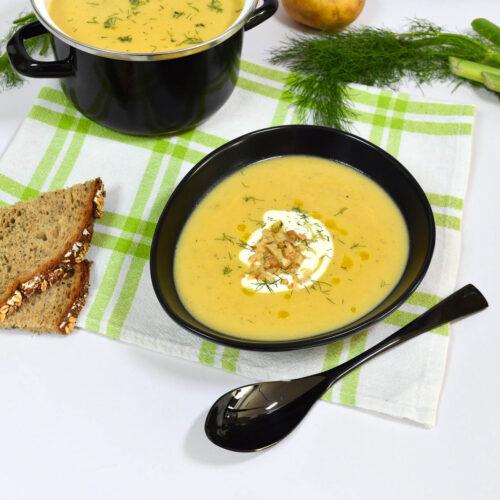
[1,1,499,499]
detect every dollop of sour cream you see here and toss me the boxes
[239,210,334,293]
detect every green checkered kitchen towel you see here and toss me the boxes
[0,60,475,426]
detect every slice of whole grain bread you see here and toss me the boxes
[0,178,104,322]
[2,260,91,334]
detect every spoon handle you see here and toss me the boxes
[325,284,488,384]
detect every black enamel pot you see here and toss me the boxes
[7,0,277,136]
[150,125,436,351]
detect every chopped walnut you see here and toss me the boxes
[246,221,312,289]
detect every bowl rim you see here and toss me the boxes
[150,124,436,351]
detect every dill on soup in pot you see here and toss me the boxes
[49,0,245,53]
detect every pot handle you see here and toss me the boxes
[7,21,74,78]
[244,0,278,31]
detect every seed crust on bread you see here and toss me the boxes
[0,178,105,322]
[2,260,91,334]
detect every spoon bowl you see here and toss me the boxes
[206,375,329,452]
[205,284,488,452]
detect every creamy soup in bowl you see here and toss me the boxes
[174,156,409,341]
[150,125,435,351]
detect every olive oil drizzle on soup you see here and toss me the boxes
[174,156,410,341]
[49,0,245,53]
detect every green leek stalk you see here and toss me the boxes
[482,72,500,92]
[472,18,500,46]
[449,56,500,83]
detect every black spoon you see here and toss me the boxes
[205,284,488,452]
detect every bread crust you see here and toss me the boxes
[1,260,92,334]
[58,260,91,334]
[0,178,105,323]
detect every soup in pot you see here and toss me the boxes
[49,0,245,53]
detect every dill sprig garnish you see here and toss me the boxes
[177,33,203,46]
[243,195,264,203]
[269,19,500,129]
[254,278,281,292]
[215,232,236,244]
[314,225,330,241]
[291,206,310,222]
[207,0,223,13]
[0,12,50,91]
[303,238,315,250]
[310,279,332,294]
[215,233,254,252]
[249,218,265,228]
[237,240,254,251]
[223,266,232,275]
[104,14,120,29]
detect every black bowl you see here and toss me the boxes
[150,125,435,351]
